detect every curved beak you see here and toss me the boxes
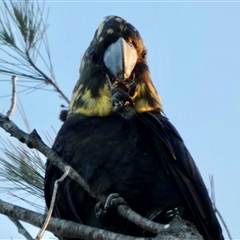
[104,37,137,80]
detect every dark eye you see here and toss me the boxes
[142,50,147,60]
[90,51,99,62]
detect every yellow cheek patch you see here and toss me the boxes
[133,83,163,112]
[69,84,113,116]
[134,99,157,112]
[135,82,146,96]
[81,89,92,101]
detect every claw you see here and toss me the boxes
[95,193,128,219]
[104,193,127,209]
[95,201,107,219]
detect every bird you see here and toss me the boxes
[44,15,224,240]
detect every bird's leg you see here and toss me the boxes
[95,193,128,219]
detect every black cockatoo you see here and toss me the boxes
[44,16,224,240]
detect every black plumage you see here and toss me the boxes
[44,16,224,240]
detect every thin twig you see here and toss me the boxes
[209,175,232,240]
[37,166,70,240]
[209,175,215,206]
[8,217,34,240]
[214,206,232,240]
[6,75,18,118]
[25,50,70,104]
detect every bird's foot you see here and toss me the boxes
[95,202,106,219]
[95,193,128,219]
[111,88,133,109]
[111,88,135,118]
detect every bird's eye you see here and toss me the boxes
[142,50,147,60]
[90,51,99,62]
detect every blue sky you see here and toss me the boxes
[0,1,240,239]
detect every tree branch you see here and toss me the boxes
[0,198,202,240]
[0,198,143,240]
[8,217,34,240]
[6,75,18,118]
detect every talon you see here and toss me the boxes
[104,193,119,209]
[95,201,107,218]
[95,193,128,218]
[112,98,124,111]
[104,193,128,210]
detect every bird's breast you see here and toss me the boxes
[55,114,180,214]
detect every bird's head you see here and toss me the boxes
[69,16,162,117]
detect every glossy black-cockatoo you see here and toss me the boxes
[44,16,224,240]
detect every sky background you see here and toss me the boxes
[0,1,239,239]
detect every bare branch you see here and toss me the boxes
[117,205,164,234]
[6,75,18,118]
[8,217,34,240]
[0,198,143,240]
[0,198,203,240]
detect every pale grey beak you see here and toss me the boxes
[104,37,137,80]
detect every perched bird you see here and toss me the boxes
[44,16,224,240]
